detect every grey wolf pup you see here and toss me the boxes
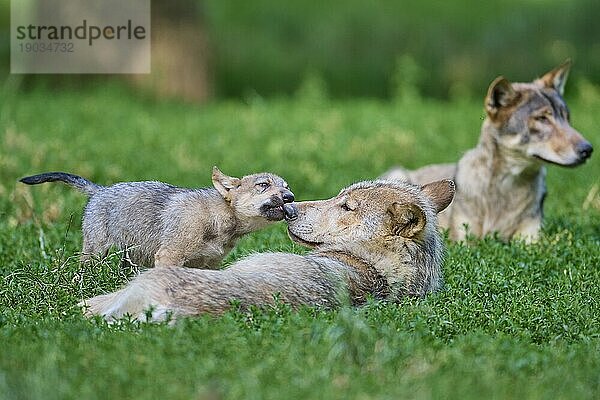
[80,178,455,322]
[20,167,297,268]
[381,60,593,242]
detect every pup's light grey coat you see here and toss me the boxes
[20,167,296,268]
[81,179,455,322]
[381,60,593,241]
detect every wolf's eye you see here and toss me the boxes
[341,202,358,212]
[535,115,550,124]
[256,182,270,192]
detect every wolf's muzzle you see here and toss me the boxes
[576,141,593,160]
[282,190,295,203]
[283,204,298,221]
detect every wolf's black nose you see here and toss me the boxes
[283,204,298,221]
[282,191,295,203]
[577,141,593,159]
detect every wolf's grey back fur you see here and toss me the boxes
[82,252,363,321]
[380,164,456,185]
[82,181,219,266]
[20,172,230,266]
[20,172,102,196]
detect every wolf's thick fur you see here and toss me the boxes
[80,179,455,322]
[381,60,593,241]
[20,167,296,268]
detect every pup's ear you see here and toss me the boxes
[421,179,455,213]
[212,166,241,199]
[535,59,571,96]
[387,202,426,238]
[485,76,518,117]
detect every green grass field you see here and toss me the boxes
[1,83,599,399]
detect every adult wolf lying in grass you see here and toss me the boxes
[80,179,455,322]
[381,60,593,242]
[20,167,296,269]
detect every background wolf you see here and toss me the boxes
[81,178,455,322]
[381,60,593,242]
[20,167,296,269]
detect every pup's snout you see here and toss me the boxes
[282,190,295,203]
[283,204,298,221]
[576,141,593,160]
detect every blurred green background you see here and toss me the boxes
[1,0,600,100]
[202,0,600,99]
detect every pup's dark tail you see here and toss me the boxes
[19,172,102,195]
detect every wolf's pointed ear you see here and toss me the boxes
[387,202,426,238]
[536,59,571,96]
[421,179,455,213]
[485,76,518,116]
[212,166,241,199]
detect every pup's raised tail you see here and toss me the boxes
[19,172,102,196]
